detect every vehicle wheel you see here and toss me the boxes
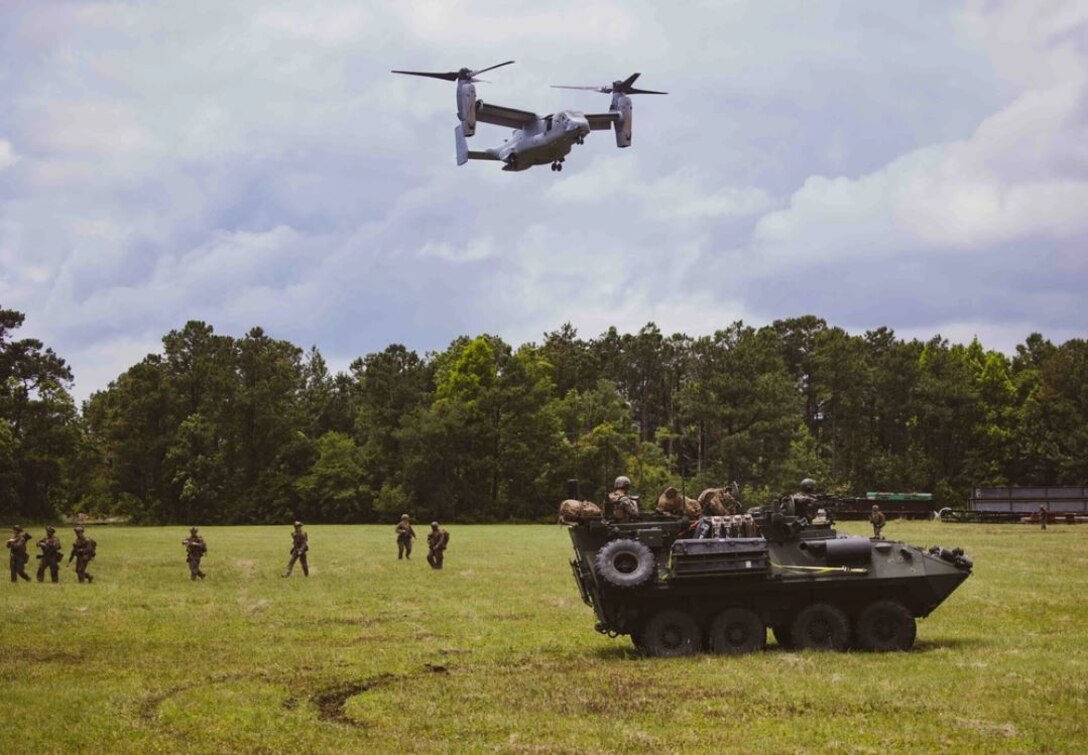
[791,603,851,652]
[708,608,765,655]
[594,539,655,589]
[771,624,795,649]
[630,631,646,652]
[856,600,916,652]
[642,609,702,657]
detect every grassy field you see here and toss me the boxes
[2,519,1086,753]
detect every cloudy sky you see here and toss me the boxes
[1,0,1085,401]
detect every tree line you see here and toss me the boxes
[2,306,1086,524]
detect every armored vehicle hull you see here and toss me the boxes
[567,514,972,656]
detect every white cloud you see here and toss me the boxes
[1,0,1086,402]
[0,139,15,171]
[418,238,497,263]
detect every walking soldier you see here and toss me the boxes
[36,526,63,583]
[182,527,207,580]
[396,514,415,560]
[69,526,97,583]
[426,522,450,570]
[283,521,309,577]
[6,525,31,583]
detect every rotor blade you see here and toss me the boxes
[627,87,668,95]
[391,69,459,81]
[619,73,642,90]
[551,85,613,93]
[471,60,515,77]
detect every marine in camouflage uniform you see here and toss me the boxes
[36,526,63,583]
[6,525,32,583]
[791,478,819,521]
[1038,505,1048,530]
[283,521,309,577]
[607,476,639,523]
[69,526,97,583]
[395,514,415,560]
[182,527,207,580]
[426,522,450,570]
[870,505,887,539]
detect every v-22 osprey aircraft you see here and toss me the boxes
[391,61,666,172]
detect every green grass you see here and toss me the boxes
[2,520,1086,753]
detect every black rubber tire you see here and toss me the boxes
[791,603,851,652]
[771,624,795,649]
[856,600,916,652]
[642,609,702,657]
[630,631,646,653]
[594,539,655,589]
[708,608,766,655]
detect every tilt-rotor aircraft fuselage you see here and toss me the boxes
[390,62,666,173]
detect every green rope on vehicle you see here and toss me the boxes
[770,561,869,575]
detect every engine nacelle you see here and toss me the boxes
[457,80,477,137]
[612,93,632,148]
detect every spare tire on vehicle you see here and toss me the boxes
[594,539,655,589]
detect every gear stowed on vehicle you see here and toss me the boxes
[564,483,973,657]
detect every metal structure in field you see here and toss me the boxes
[939,486,1088,524]
[565,498,973,657]
[823,492,935,521]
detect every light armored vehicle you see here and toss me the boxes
[566,494,973,656]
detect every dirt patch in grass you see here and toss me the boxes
[309,674,399,727]
[11,649,85,664]
[308,664,452,727]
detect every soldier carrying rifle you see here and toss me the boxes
[69,526,97,583]
[426,522,450,570]
[395,514,415,560]
[36,526,63,583]
[182,527,207,580]
[283,521,309,577]
[6,525,32,583]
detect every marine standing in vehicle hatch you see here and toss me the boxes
[396,514,415,560]
[870,505,886,539]
[607,476,639,523]
[69,526,97,583]
[7,525,31,583]
[182,527,207,580]
[792,478,819,520]
[283,521,309,577]
[36,526,63,583]
[426,522,449,570]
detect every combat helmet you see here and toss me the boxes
[614,476,631,490]
[12,524,22,532]
[74,526,84,533]
[430,521,440,528]
[190,526,199,534]
[46,526,56,534]
[800,478,817,494]
[293,521,303,528]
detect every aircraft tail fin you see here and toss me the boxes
[456,123,469,165]
[456,124,500,165]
